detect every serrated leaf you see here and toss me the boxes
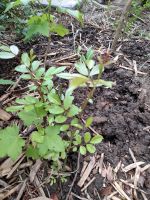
[38,126,65,156]
[55,115,67,123]
[31,131,44,143]
[6,105,24,112]
[0,52,15,59]
[80,146,86,155]
[15,64,29,73]
[10,45,19,55]
[84,132,91,143]
[0,126,25,160]
[50,23,69,37]
[26,145,40,159]
[86,144,96,153]
[85,116,93,127]
[75,62,88,76]
[21,53,30,67]
[35,68,45,78]
[49,105,64,114]
[25,15,49,40]
[18,109,44,126]
[48,89,61,105]
[90,135,103,144]
[31,61,41,71]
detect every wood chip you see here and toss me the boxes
[107,164,113,181]
[0,108,11,121]
[98,153,104,174]
[81,177,96,192]
[16,178,28,200]
[29,159,42,183]
[6,155,25,179]
[0,183,21,200]
[122,162,145,172]
[0,158,14,177]
[77,157,95,187]
[80,161,88,177]
[112,182,131,200]
[29,197,51,200]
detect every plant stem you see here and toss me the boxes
[111,0,133,51]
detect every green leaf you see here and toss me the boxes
[75,62,88,76]
[58,8,83,24]
[90,135,103,144]
[0,126,25,160]
[21,53,30,67]
[86,144,96,153]
[38,126,65,156]
[48,89,61,105]
[50,23,69,37]
[25,15,49,40]
[49,105,64,114]
[55,115,67,123]
[80,146,86,155]
[6,105,24,112]
[67,105,81,117]
[31,61,41,71]
[10,45,19,55]
[63,94,74,110]
[20,74,31,80]
[31,131,44,143]
[86,48,94,60]
[88,79,114,88]
[75,133,82,144]
[0,79,14,85]
[35,68,45,78]
[57,73,87,80]
[0,52,15,59]
[85,116,93,127]
[90,65,100,76]
[26,145,40,159]
[48,115,54,124]
[15,64,29,73]
[60,124,69,131]
[84,132,91,143]
[86,60,95,70]
[0,45,10,52]
[71,118,82,129]
[18,109,44,126]
[69,76,89,90]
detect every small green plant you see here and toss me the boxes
[125,0,150,35]
[1,0,83,40]
[0,48,113,165]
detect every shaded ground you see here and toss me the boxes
[0,2,150,200]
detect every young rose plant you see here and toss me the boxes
[0,49,113,165]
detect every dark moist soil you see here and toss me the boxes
[0,10,150,200]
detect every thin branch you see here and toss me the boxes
[111,0,133,52]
